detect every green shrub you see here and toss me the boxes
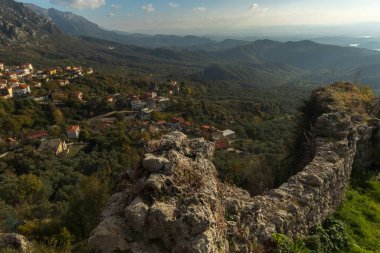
[273,233,309,253]
[303,170,380,253]
[304,218,350,253]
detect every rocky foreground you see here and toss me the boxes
[89,83,380,253]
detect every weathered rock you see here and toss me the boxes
[124,197,149,232]
[89,131,226,253]
[0,0,60,46]
[0,233,30,253]
[88,216,130,253]
[142,154,171,173]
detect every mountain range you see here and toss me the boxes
[24,3,215,49]
[1,0,380,92]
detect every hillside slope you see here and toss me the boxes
[0,0,59,46]
[211,39,380,70]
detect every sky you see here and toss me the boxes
[16,0,380,35]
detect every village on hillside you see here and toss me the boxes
[0,62,237,157]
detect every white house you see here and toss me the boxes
[222,129,236,140]
[138,108,153,120]
[131,98,143,110]
[21,63,33,70]
[13,84,31,96]
[16,68,31,76]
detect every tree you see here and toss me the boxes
[0,174,18,206]
[54,227,73,252]
[115,112,125,122]
[18,174,45,205]
[52,108,65,125]
[0,200,18,232]
[64,176,109,239]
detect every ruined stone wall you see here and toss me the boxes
[223,112,379,251]
[89,83,380,253]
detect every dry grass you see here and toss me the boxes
[323,83,374,114]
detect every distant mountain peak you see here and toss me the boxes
[23,2,215,49]
[0,0,60,46]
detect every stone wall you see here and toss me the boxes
[89,83,380,253]
[89,132,228,253]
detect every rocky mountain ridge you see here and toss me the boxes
[23,3,214,49]
[89,83,380,253]
[0,0,60,46]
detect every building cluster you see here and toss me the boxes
[198,125,236,149]
[1,125,81,156]
[0,62,238,156]
[129,92,170,119]
[125,115,236,150]
[0,62,93,99]
[98,91,171,121]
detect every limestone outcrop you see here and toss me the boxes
[0,233,31,252]
[0,0,60,46]
[89,131,227,253]
[89,83,380,253]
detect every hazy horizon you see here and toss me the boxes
[16,0,380,37]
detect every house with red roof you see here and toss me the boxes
[156,120,167,126]
[5,137,18,146]
[13,84,31,96]
[25,130,49,141]
[59,79,70,86]
[104,96,114,104]
[67,125,81,139]
[0,79,8,88]
[8,78,20,87]
[5,72,17,80]
[215,138,230,150]
[73,91,84,101]
[168,116,186,130]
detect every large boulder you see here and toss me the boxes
[0,233,30,253]
[142,154,171,173]
[124,197,149,232]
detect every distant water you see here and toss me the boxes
[349,44,360,47]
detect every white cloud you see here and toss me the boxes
[193,7,206,12]
[249,3,269,14]
[249,3,259,11]
[169,2,179,8]
[142,3,155,13]
[111,4,120,9]
[107,12,115,17]
[49,0,106,9]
